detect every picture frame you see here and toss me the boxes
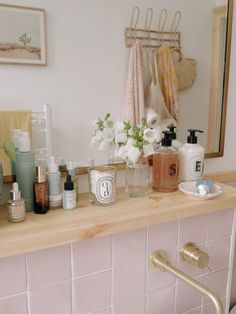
[0,3,46,65]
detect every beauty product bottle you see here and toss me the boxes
[152,131,179,192]
[59,158,67,172]
[167,124,182,149]
[34,165,49,214]
[67,161,79,199]
[63,175,76,210]
[47,156,62,208]
[7,182,26,223]
[15,132,35,212]
[11,129,21,175]
[179,129,204,182]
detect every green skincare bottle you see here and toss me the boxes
[15,132,35,212]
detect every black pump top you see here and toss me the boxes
[167,124,177,140]
[162,131,173,146]
[187,129,204,144]
[64,175,74,191]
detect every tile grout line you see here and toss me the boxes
[70,243,75,314]
[111,235,114,314]
[25,253,31,314]
[144,226,148,314]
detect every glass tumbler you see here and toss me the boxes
[88,166,116,205]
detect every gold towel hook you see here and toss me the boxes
[170,10,182,33]
[130,6,140,43]
[144,7,153,47]
[157,9,168,45]
[170,10,182,60]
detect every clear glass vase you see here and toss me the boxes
[125,153,149,197]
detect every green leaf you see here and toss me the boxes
[105,113,110,121]
[3,140,16,162]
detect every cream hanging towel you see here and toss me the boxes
[156,45,179,122]
[122,41,145,125]
[0,110,31,175]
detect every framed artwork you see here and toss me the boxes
[0,3,46,65]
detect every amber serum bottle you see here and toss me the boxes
[34,165,49,214]
[152,131,179,192]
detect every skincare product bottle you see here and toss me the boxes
[67,161,79,198]
[11,129,21,175]
[59,158,67,172]
[152,131,179,192]
[63,175,76,210]
[34,165,49,214]
[15,132,35,212]
[47,156,62,208]
[7,182,26,222]
[167,124,182,149]
[179,129,204,182]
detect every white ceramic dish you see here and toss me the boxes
[178,181,222,200]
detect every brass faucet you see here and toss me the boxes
[148,249,224,314]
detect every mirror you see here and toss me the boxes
[0,0,233,182]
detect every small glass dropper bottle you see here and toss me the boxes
[8,182,26,222]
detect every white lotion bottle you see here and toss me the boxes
[47,156,62,208]
[179,129,204,182]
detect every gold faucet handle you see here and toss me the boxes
[180,242,210,269]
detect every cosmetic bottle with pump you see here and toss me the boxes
[15,132,35,212]
[47,156,62,208]
[167,124,182,149]
[63,175,76,210]
[67,161,78,199]
[179,129,204,182]
[34,165,49,214]
[7,182,26,222]
[152,131,179,192]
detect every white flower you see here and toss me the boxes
[115,131,127,144]
[114,122,125,132]
[127,146,141,163]
[104,119,114,128]
[99,140,112,152]
[124,138,135,151]
[143,143,155,157]
[95,130,103,141]
[154,126,162,143]
[91,120,99,132]
[143,128,156,144]
[102,128,115,143]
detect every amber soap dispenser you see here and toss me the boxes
[152,131,179,192]
[34,165,49,214]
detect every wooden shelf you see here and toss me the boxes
[0,183,236,258]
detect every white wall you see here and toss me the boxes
[0,0,235,175]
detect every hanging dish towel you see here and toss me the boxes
[122,41,145,125]
[156,45,179,122]
[0,110,31,175]
[147,51,175,120]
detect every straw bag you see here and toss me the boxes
[174,57,197,91]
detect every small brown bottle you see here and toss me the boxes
[34,165,49,214]
[152,131,179,192]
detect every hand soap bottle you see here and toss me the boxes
[167,124,182,149]
[179,129,204,182]
[152,131,179,192]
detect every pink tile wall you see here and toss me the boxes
[0,207,234,314]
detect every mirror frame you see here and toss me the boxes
[205,0,233,159]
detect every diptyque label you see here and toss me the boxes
[96,175,114,204]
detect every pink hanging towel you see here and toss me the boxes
[156,45,179,122]
[122,41,145,125]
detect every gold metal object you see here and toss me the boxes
[148,250,224,314]
[179,242,209,269]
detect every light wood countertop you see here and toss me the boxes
[0,183,236,258]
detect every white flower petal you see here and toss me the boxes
[143,143,155,156]
[143,128,156,144]
[115,131,128,144]
[127,146,141,163]
[114,122,125,132]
